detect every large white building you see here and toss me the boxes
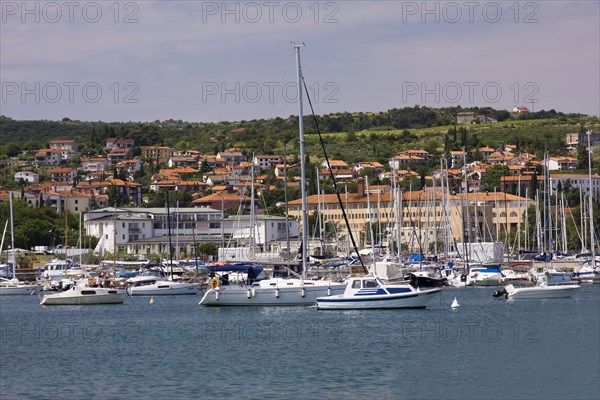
[85,207,299,258]
[549,173,600,203]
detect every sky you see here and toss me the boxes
[1,0,599,123]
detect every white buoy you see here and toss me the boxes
[149,296,155,305]
[451,297,460,308]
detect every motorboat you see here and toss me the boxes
[467,264,503,286]
[496,283,580,300]
[535,269,573,285]
[127,269,201,295]
[407,269,447,288]
[572,259,600,283]
[316,275,442,310]
[40,279,127,305]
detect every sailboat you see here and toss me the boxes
[199,44,346,306]
[0,193,40,295]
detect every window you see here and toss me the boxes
[364,280,378,288]
[352,280,361,289]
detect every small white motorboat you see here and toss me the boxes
[500,283,580,300]
[40,280,127,305]
[316,275,442,310]
[127,270,201,295]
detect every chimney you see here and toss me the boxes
[357,178,365,196]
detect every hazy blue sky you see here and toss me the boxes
[1,1,598,122]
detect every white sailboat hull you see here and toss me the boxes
[317,287,442,309]
[505,284,580,299]
[0,278,41,295]
[199,282,346,306]
[41,287,127,305]
[128,282,201,296]
[0,285,40,295]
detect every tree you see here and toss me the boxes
[197,243,218,259]
[89,194,99,210]
[479,165,509,192]
[577,144,589,169]
[107,185,127,207]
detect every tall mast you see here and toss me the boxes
[166,191,174,280]
[283,142,290,260]
[587,131,595,265]
[9,193,16,279]
[294,42,308,279]
[79,212,83,267]
[462,148,469,267]
[366,176,376,274]
[393,166,401,260]
[250,155,256,258]
[432,175,437,256]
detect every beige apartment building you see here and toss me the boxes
[287,182,532,252]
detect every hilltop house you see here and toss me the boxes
[14,171,39,183]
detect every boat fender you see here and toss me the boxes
[251,288,256,297]
[327,287,331,296]
[275,288,280,298]
[247,289,252,299]
[209,277,220,289]
[301,288,305,298]
[215,289,220,301]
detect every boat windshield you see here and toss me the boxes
[363,279,379,288]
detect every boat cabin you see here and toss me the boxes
[343,276,413,296]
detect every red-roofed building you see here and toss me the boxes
[107,148,133,164]
[50,167,76,183]
[106,138,135,149]
[49,139,78,152]
[548,156,578,171]
[35,148,72,165]
[254,154,284,170]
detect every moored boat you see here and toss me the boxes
[40,280,127,305]
[127,269,201,295]
[200,275,345,306]
[0,277,40,295]
[499,283,580,299]
[316,276,442,310]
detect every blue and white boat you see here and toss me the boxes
[316,276,442,310]
[467,263,504,286]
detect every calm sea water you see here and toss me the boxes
[1,285,599,400]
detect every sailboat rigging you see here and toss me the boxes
[199,43,347,306]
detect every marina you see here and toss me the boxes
[1,284,598,399]
[0,1,598,398]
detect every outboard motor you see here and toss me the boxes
[493,289,507,298]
